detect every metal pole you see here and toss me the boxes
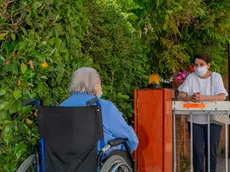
[226,121,229,172]
[190,113,193,172]
[207,113,210,172]
[173,112,176,172]
[228,43,230,158]
[228,43,230,98]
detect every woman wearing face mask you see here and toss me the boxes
[178,54,228,172]
[60,67,138,154]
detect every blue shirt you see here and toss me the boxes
[59,93,138,153]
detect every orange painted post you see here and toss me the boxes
[134,89,174,172]
[163,89,174,172]
[134,90,138,164]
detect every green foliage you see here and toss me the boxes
[0,0,149,170]
[180,156,188,172]
[133,0,230,80]
[0,0,88,170]
[83,0,149,115]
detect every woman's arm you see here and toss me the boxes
[195,93,226,101]
[178,92,225,102]
[177,74,192,101]
[194,73,227,102]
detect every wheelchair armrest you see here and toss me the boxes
[97,138,135,169]
[100,138,129,153]
[108,138,128,147]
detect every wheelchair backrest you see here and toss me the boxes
[38,105,103,172]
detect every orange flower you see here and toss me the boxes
[17,80,21,87]
[42,62,48,68]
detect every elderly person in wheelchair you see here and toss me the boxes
[61,67,138,166]
[17,67,138,172]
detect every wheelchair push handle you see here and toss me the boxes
[86,97,100,106]
[23,99,40,107]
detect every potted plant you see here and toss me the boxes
[170,65,194,89]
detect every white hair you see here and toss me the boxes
[69,67,101,94]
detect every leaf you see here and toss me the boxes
[31,51,46,61]
[165,14,169,20]
[3,63,19,73]
[117,93,129,100]
[21,106,33,114]
[3,41,17,51]
[27,72,36,79]
[14,143,26,159]
[41,76,48,79]
[25,16,33,26]
[22,124,32,136]
[166,10,173,14]
[20,26,27,35]
[163,23,168,30]
[0,111,8,121]
[32,1,43,10]
[26,118,33,125]
[17,40,27,50]
[0,54,5,61]
[0,30,8,39]
[9,101,21,114]
[0,89,6,96]
[48,38,56,45]
[10,33,16,41]
[0,102,8,110]
[38,84,49,96]
[2,124,13,145]
[21,62,28,74]
[13,88,22,99]
[55,38,62,49]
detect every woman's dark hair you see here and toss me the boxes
[193,53,212,64]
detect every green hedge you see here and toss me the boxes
[133,0,230,78]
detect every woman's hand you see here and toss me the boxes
[178,92,193,101]
[192,92,206,102]
[192,93,225,102]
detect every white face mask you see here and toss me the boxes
[195,66,208,77]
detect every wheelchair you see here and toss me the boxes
[17,97,136,172]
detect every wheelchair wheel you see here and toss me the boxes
[100,155,132,172]
[17,154,37,172]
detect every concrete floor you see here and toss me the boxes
[216,154,230,172]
